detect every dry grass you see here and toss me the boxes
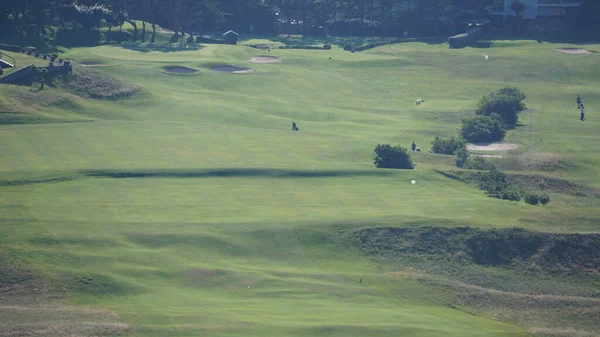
[0,258,128,337]
[55,66,140,100]
[530,327,598,337]
[516,153,569,171]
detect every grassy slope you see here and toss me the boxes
[1,40,599,336]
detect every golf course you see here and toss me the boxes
[1,30,599,337]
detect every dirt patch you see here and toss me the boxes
[467,142,518,151]
[79,61,109,67]
[249,56,281,63]
[163,66,198,74]
[554,48,594,54]
[211,66,254,74]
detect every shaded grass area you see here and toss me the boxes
[0,168,396,186]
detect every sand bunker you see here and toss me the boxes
[472,154,504,159]
[250,56,281,63]
[467,143,518,151]
[163,66,198,73]
[211,66,254,74]
[554,48,593,54]
[79,61,109,67]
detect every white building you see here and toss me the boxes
[490,0,581,20]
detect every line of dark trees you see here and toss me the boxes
[2,0,599,46]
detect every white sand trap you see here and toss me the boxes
[163,66,198,73]
[472,154,504,159]
[211,66,254,74]
[79,61,109,67]
[250,56,281,63]
[467,143,518,151]
[554,48,593,54]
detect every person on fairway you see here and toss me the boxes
[577,95,582,109]
[411,142,417,151]
[292,121,299,131]
[580,105,585,121]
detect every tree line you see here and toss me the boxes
[2,0,599,46]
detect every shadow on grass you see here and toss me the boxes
[84,168,397,179]
[0,168,399,187]
[120,42,204,53]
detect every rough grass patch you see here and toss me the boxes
[54,67,140,100]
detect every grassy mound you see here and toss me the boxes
[54,66,140,100]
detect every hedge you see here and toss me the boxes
[0,44,22,52]
[196,37,225,44]
[343,38,442,52]
[278,45,328,50]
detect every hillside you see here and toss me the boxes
[1,39,599,337]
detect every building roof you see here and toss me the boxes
[223,30,239,36]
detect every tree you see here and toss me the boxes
[476,87,526,127]
[373,144,415,169]
[431,134,467,155]
[511,0,525,33]
[460,114,506,143]
[576,0,600,37]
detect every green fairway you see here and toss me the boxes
[1,39,599,337]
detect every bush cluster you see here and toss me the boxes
[456,149,496,171]
[476,87,526,127]
[431,135,466,155]
[460,113,506,143]
[475,169,550,205]
[373,144,414,169]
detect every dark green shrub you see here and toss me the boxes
[196,36,225,44]
[498,87,526,102]
[524,193,540,205]
[476,87,526,127]
[463,156,496,171]
[187,35,194,44]
[460,114,506,143]
[373,144,414,169]
[501,187,522,202]
[456,148,470,168]
[431,135,467,155]
[478,168,510,197]
[0,44,22,52]
[323,44,332,50]
[456,149,496,170]
[343,44,352,51]
[540,194,551,205]
[279,45,324,50]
